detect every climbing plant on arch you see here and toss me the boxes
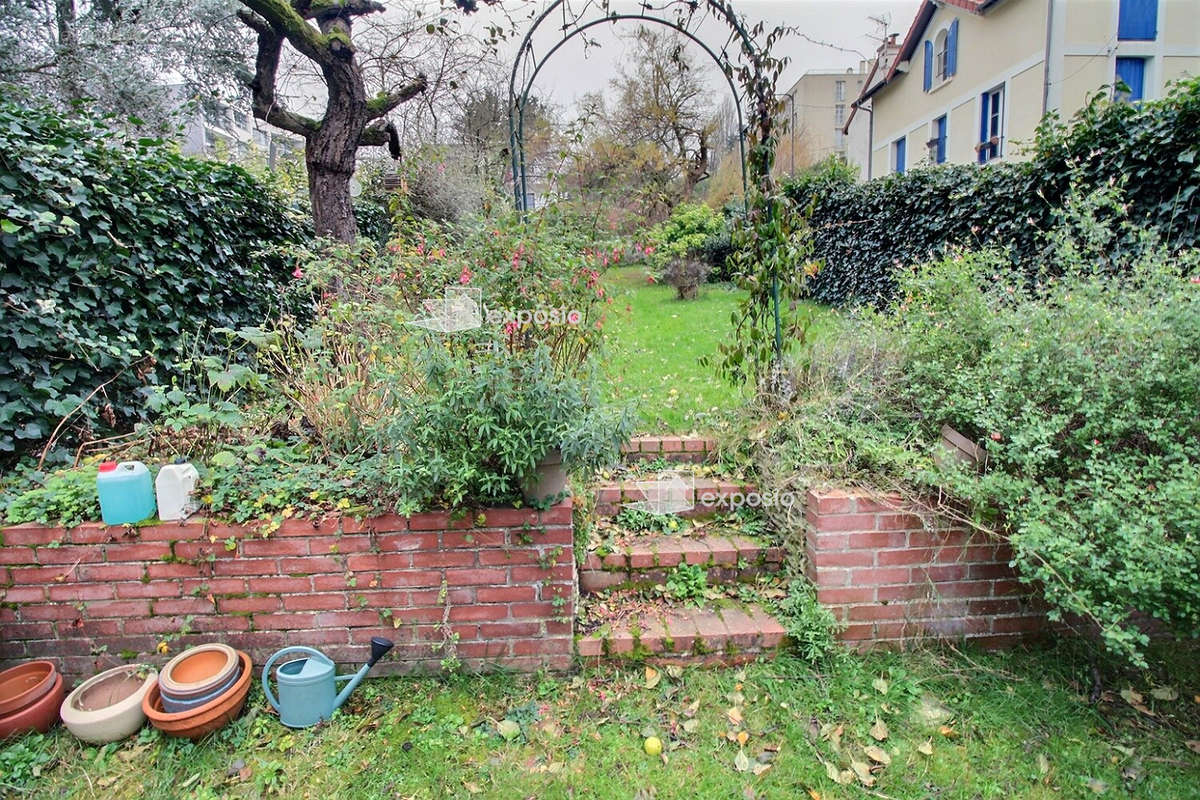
[507,0,813,385]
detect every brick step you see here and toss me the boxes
[580,535,783,594]
[593,478,759,518]
[620,436,717,464]
[577,602,788,665]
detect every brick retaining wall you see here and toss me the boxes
[805,489,1046,648]
[0,503,574,679]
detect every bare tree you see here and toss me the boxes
[236,0,499,241]
[608,26,718,198]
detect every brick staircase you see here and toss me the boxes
[578,436,790,665]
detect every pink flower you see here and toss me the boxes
[292,267,304,279]
[644,245,656,255]
[503,320,518,335]
[459,266,473,284]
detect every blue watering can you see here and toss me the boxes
[262,637,394,728]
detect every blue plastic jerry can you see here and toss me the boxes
[96,461,157,525]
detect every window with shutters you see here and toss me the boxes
[977,86,1004,163]
[924,19,959,92]
[893,137,907,174]
[835,80,845,101]
[1115,57,1148,102]
[1118,0,1157,41]
[928,115,948,164]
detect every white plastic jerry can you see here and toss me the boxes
[155,461,200,521]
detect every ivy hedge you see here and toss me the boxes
[0,102,307,462]
[786,77,1200,307]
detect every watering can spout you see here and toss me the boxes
[332,636,394,711]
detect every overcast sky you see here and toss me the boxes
[483,0,920,112]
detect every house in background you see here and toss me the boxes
[845,0,1200,178]
[169,86,302,166]
[778,64,869,174]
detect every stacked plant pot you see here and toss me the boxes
[143,644,252,739]
[0,660,65,739]
[60,665,158,744]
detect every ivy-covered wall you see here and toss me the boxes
[0,102,308,462]
[786,78,1200,307]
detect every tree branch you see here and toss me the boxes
[295,0,385,20]
[365,75,428,119]
[238,9,321,137]
[240,0,331,65]
[359,119,401,159]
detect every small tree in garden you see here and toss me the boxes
[236,0,498,241]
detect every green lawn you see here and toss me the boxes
[9,642,1198,799]
[601,266,834,434]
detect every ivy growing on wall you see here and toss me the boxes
[785,77,1200,307]
[0,102,308,462]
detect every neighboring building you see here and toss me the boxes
[779,65,869,173]
[172,88,302,166]
[845,0,1200,179]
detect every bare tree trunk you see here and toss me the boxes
[54,0,82,102]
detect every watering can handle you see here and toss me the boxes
[261,646,329,713]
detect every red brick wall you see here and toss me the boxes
[0,503,574,679]
[805,489,1046,648]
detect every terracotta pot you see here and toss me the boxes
[0,661,57,716]
[0,673,64,739]
[143,650,251,740]
[60,665,157,744]
[521,448,567,505]
[159,644,238,700]
[160,665,240,713]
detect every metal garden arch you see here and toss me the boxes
[506,0,784,362]
[507,1,765,212]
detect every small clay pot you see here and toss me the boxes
[0,672,64,739]
[159,644,238,700]
[143,650,251,740]
[60,665,157,744]
[522,447,567,505]
[0,661,57,716]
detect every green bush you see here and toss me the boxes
[785,78,1200,307]
[643,203,726,270]
[768,189,1200,664]
[0,101,306,463]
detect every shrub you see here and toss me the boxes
[643,202,725,270]
[785,77,1200,307]
[661,258,712,300]
[765,189,1200,664]
[0,101,306,463]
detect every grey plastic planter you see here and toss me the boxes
[60,665,157,744]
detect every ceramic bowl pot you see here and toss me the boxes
[0,673,64,739]
[143,651,251,740]
[0,661,58,716]
[158,644,238,700]
[60,665,157,744]
[159,665,241,713]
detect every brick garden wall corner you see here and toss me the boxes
[805,488,1047,649]
[0,502,575,679]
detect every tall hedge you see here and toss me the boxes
[0,102,307,462]
[786,78,1200,306]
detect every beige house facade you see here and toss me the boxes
[779,66,869,173]
[846,0,1200,179]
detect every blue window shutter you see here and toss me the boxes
[1118,0,1157,40]
[896,138,906,174]
[978,93,989,164]
[936,117,947,163]
[947,20,959,76]
[923,40,933,92]
[1115,57,1146,100]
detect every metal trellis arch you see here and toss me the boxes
[506,0,784,364]
[507,1,764,213]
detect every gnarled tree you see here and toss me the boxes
[238,0,494,240]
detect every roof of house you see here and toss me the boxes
[842,0,1004,134]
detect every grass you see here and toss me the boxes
[600,266,836,434]
[10,642,1199,799]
